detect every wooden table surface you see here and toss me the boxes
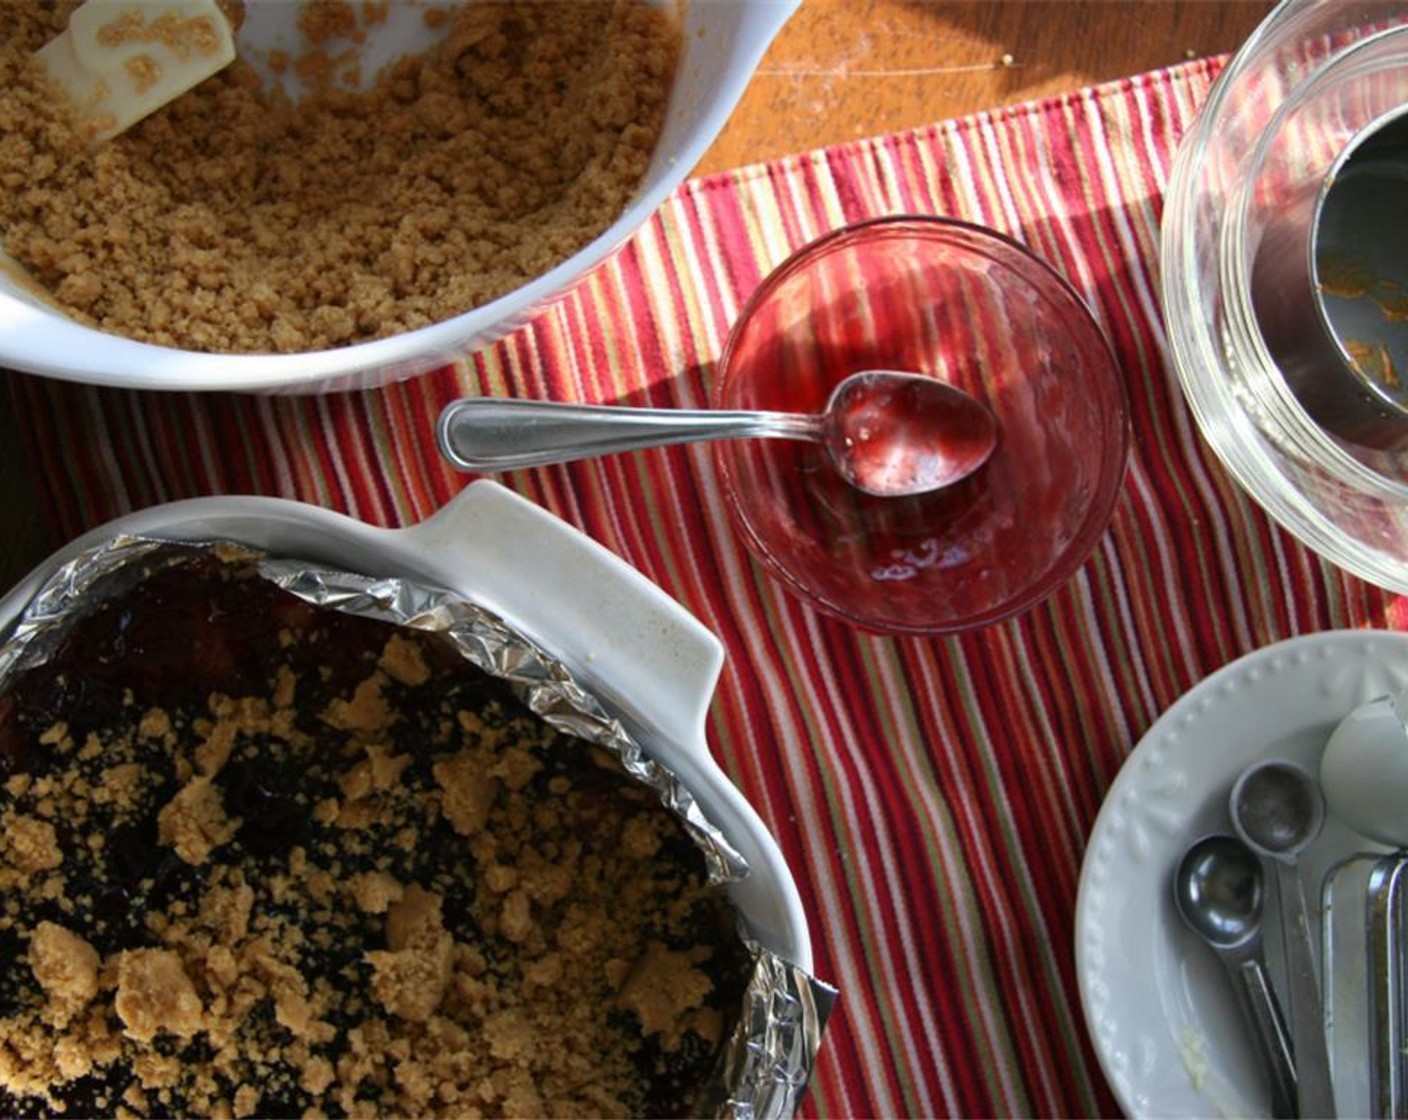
[0,0,1273,595]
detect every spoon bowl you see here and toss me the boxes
[1232,759,1326,862]
[1175,833,1268,949]
[817,371,998,496]
[436,370,998,498]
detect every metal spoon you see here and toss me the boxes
[435,370,998,498]
[1321,692,1408,1117]
[1174,833,1298,1120]
[1231,760,1336,1118]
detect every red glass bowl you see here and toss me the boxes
[712,216,1130,634]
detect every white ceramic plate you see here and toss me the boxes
[1075,630,1408,1118]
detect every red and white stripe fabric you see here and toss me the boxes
[9,56,1406,1117]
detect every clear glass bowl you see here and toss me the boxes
[711,216,1130,635]
[1162,0,1408,591]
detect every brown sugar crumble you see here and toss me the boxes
[0,1,680,353]
[0,552,749,1117]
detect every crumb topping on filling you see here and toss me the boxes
[0,554,748,1117]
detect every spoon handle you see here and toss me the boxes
[1231,955,1299,1120]
[1273,861,1336,1118]
[1367,856,1408,1120]
[437,397,819,472]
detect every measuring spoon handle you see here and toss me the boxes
[1273,860,1336,1118]
[1229,954,1299,1120]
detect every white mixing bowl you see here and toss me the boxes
[0,0,798,395]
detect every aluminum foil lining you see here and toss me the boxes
[0,533,837,1120]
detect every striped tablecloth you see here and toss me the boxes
[10,55,1408,1118]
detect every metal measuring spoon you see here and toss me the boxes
[1322,691,1408,1117]
[1231,759,1336,1118]
[436,371,999,498]
[1174,834,1298,1120]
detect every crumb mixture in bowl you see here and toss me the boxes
[0,551,749,1118]
[0,1,679,353]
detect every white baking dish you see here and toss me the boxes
[0,480,810,970]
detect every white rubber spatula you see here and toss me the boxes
[35,0,236,142]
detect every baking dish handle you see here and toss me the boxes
[397,481,724,750]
